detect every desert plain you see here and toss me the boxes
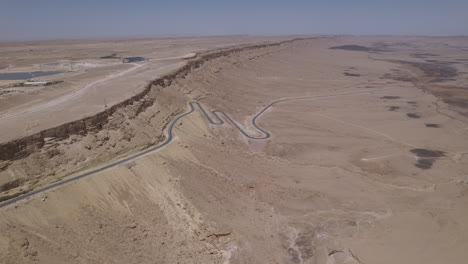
[0,35,468,264]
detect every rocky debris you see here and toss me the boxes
[0,178,24,192]
[459,177,468,185]
[407,113,421,119]
[20,238,29,249]
[0,161,10,170]
[328,249,343,256]
[127,222,138,229]
[43,137,55,142]
[206,232,232,239]
[24,249,38,257]
[42,137,60,150]
[18,238,39,260]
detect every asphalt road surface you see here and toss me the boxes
[0,88,388,208]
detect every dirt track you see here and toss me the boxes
[1,36,468,264]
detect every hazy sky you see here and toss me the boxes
[2,0,468,41]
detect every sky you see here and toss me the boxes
[1,0,468,41]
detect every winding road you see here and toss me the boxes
[0,87,388,208]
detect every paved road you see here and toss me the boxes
[0,88,388,208]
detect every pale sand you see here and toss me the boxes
[1,36,468,264]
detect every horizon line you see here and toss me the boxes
[1,33,468,44]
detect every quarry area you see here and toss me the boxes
[1,36,468,264]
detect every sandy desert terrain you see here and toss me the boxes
[0,36,289,142]
[1,36,468,264]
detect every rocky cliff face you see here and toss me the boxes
[0,38,305,202]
